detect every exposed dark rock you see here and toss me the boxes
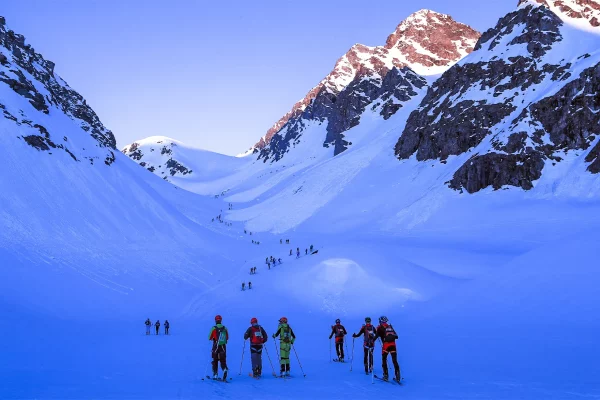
[449,152,544,193]
[0,17,116,150]
[165,158,192,176]
[23,135,50,151]
[585,141,600,173]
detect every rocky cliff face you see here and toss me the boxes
[254,10,480,161]
[0,16,116,165]
[395,1,600,193]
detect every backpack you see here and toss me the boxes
[383,324,398,343]
[334,325,345,338]
[363,324,376,347]
[215,325,227,345]
[280,325,292,344]
[250,326,264,345]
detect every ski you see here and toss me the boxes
[332,358,347,363]
[204,375,231,383]
[248,373,261,380]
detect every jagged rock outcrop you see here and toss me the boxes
[0,16,116,165]
[396,1,600,193]
[122,137,193,180]
[255,10,479,162]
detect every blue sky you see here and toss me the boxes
[2,0,515,155]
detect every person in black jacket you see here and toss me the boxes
[329,319,347,361]
[375,316,401,381]
[164,320,170,335]
[145,318,151,335]
[352,317,376,374]
[244,317,268,377]
[154,320,161,335]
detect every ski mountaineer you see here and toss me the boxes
[289,249,292,256]
[272,317,296,376]
[164,320,170,335]
[244,317,268,377]
[208,315,229,380]
[145,318,151,335]
[352,317,376,374]
[248,281,252,290]
[375,316,401,382]
[296,249,300,258]
[242,282,246,291]
[310,244,314,252]
[329,319,347,361]
[154,320,161,335]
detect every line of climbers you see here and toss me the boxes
[329,316,401,381]
[208,315,296,379]
[144,318,170,335]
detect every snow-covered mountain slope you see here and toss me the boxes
[0,17,238,318]
[122,136,250,186]
[2,6,600,400]
[396,0,600,193]
[251,10,480,159]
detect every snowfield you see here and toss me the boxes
[2,2,600,399]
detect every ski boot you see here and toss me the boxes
[285,371,290,377]
[382,372,389,381]
[222,369,228,381]
[394,370,401,382]
[212,373,218,380]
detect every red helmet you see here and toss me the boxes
[215,315,222,322]
[279,317,288,323]
[250,317,258,324]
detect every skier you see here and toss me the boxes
[375,316,401,382]
[296,249,300,258]
[278,258,282,265]
[248,281,252,290]
[267,262,271,269]
[329,319,347,361]
[289,249,292,256]
[310,244,314,252]
[155,320,161,335]
[145,318,151,335]
[244,317,268,377]
[208,315,229,380]
[273,317,296,376]
[280,239,282,244]
[305,249,308,255]
[164,320,170,335]
[242,282,246,291]
[352,317,376,374]
[265,257,268,264]
[250,268,253,275]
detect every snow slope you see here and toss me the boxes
[2,3,600,400]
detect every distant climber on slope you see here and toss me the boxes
[352,317,376,374]
[329,319,347,361]
[155,320,161,335]
[164,320,170,335]
[145,318,151,335]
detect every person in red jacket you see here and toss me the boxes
[208,315,229,380]
[243,317,268,377]
[375,316,401,382]
[328,319,347,361]
[352,317,377,374]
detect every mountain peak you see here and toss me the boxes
[518,0,600,28]
[254,10,480,151]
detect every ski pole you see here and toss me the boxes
[238,340,246,375]
[329,337,332,362]
[274,339,280,360]
[345,340,350,362]
[202,343,213,380]
[264,345,277,377]
[292,344,306,378]
[370,346,375,384]
[350,338,355,372]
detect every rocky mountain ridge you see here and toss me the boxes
[0,16,116,165]
[253,10,481,157]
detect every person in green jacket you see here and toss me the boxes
[272,317,296,376]
[208,315,229,380]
